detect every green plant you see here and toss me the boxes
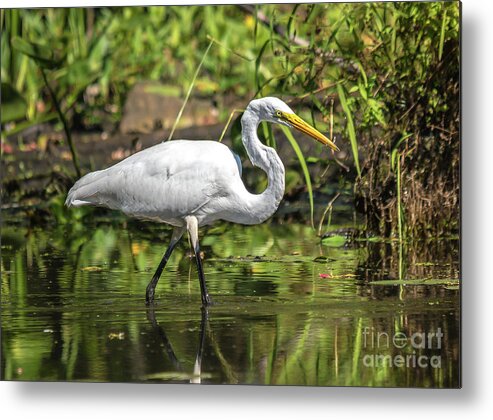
[1,4,460,239]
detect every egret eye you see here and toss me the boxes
[275,110,283,118]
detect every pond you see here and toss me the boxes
[1,211,460,387]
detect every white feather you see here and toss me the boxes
[65,97,301,227]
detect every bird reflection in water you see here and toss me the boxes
[146,307,208,384]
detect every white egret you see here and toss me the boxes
[66,97,339,306]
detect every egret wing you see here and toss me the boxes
[66,140,240,224]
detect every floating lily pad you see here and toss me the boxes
[321,235,346,247]
[80,266,104,272]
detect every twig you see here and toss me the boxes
[317,192,341,237]
[291,83,338,102]
[429,125,457,135]
[40,67,81,178]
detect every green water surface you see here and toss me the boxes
[1,217,460,387]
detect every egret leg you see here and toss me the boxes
[146,227,185,304]
[186,216,212,307]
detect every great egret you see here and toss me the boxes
[66,97,339,306]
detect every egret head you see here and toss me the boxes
[246,97,340,151]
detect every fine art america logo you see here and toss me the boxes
[362,327,443,369]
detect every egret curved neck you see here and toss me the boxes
[237,109,285,224]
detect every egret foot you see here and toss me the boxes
[202,293,213,307]
[145,281,157,305]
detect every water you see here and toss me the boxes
[1,216,460,387]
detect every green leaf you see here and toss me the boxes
[262,121,276,149]
[358,78,368,101]
[11,36,63,69]
[391,133,412,170]
[280,125,315,229]
[337,83,361,177]
[1,83,27,123]
[356,61,368,86]
[367,98,387,127]
[439,7,448,61]
[255,40,271,92]
[321,235,346,247]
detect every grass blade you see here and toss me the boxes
[255,39,270,92]
[218,108,245,143]
[167,39,213,141]
[337,83,360,177]
[280,125,314,229]
[396,153,405,242]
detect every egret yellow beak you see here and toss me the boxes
[279,111,340,152]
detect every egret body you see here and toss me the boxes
[66,97,339,306]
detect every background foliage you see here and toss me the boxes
[1,2,460,238]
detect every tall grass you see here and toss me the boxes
[337,83,360,177]
[280,125,315,228]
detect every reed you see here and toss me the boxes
[168,39,214,141]
[280,125,315,229]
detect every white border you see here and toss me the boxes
[2,0,493,419]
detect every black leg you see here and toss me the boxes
[194,242,212,307]
[185,216,212,307]
[146,227,184,304]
